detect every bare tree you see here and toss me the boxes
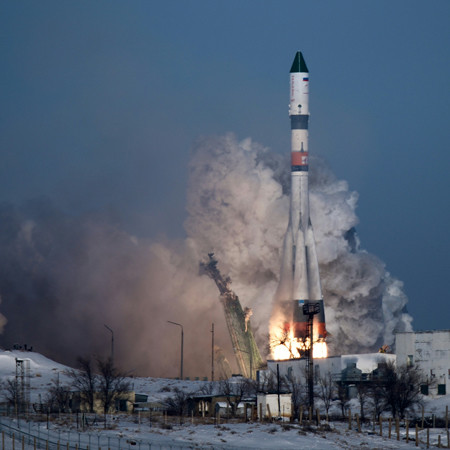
[96,357,131,426]
[162,387,191,423]
[219,377,253,417]
[270,328,299,359]
[2,379,21,413]
[316,372,335,415]
[283,373,307,421]
[198,381,216,396]
[335,382,350,419]
[356,382,370,421]
[257,370,278,394]
[67,356,97,413]
[368,380,386,420]
[45,376,71,413]
[379,361,426,418]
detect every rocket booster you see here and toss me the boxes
[278,52,326,342]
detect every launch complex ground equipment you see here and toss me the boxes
[302,302,320,410]
[199,254,263,379]
[15,358,30,415]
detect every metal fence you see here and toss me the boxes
[1,408,448,449]
[0,415,206,450]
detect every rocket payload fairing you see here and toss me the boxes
[277,52,327,346]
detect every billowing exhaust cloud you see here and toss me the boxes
[186,134,412,355]
[0,134,412,376]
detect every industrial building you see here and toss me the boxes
[266,353,396,385]
[395,330,450,396]
[263,330,450,399]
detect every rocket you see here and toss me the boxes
[277,51,327,347]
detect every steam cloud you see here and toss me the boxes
[0,134,412,376]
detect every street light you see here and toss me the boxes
[211,323,215,381]
[167,321,184,380]
[104,324,114,363]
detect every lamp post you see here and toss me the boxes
[167,321,184,380]
[211,323,214,381]
[104,324,114,363]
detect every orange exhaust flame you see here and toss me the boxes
[271,328,327,360]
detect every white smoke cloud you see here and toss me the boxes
[185,134,413,355]
[0,134,412,375]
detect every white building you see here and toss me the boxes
[257,393,292,420]
[266,353,396,383]
[262,331,449,399]
[395,330,450,396]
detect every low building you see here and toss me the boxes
[395,330,450,396]
[257,393,291,420]
[71,391,147,414]
[214,401,252,418]
[265,353,396,384]
[189,393,256,418]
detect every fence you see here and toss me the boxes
[0,415,208,450]
[344,406,450,449]
[1,406,449,449]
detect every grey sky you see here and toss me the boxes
[1,1,449,333]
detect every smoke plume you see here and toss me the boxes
[0,134,412,376]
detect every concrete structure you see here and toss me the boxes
[71,391,146,414]
[257,393,292,420]
[396,330,450,396]
[214,401,252,418]
[266,353,396,383]
[265,332,450,399]
[189,394,255,418]
[199,254,263,379]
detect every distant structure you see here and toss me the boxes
[396,330,450,396]
[15,358,30,414]
[200,254,263,379]
[264,331,450,399]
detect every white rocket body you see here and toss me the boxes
[278,52,326,342]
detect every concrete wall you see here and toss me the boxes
[72,391,136,414]
[257,393,291,419]
[265,334,450,399]
[396,330,450,397]
[266,353,396,383]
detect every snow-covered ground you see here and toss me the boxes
[2,414,449,449]
[0,349,448,449]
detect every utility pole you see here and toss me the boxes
[104,324,114,364]
[168,321,184,380]
[211,323,215,381]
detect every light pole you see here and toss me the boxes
[104,324,114,363]
[167,321,184,380]
[211,323,214,381]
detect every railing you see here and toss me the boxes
[0,408,448,449]
[0,415,197,450]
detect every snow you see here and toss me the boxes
[0,349,448,449]
[0,416,435,449]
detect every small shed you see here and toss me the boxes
[257,393,292,420]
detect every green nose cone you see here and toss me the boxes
[290,52,308,73]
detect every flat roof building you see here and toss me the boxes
[395,330,450,396]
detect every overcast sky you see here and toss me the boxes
[1,1,449,332]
